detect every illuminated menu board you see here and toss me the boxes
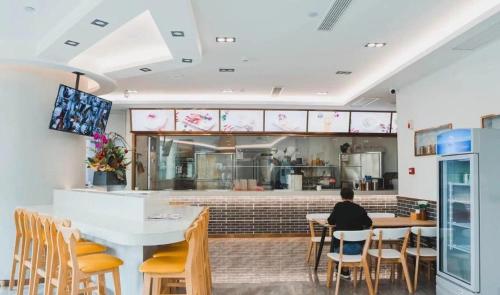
[391,113,398,133]
[176,109,219,132]
[131,109,175,132]
[265,110,307,132]
[350,112,391,133]
[220,110,264,132]
[308,111,350,133]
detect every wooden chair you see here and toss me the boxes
[9,208,25,290]
[57,226,123,295]
[141,214,207,295]
[306,220,331,264]
[368,228,413,294]
[326,229,374,295]
[406,227,437,292]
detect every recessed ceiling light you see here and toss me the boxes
[182,58,192,63]
[222,89,233,93]
[171,31,184,37]
[219,68,235,72]
[317,92,328,95]
[140,67,152,72]
[91,19,109,27]
[365,42,386,48]
[336,71,352,75]
[24,6,36,13]
[216,37,236,43]
[64,40,80,47]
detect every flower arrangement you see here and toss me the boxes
[86,132,130,181]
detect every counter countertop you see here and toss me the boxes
[71,188,397,197]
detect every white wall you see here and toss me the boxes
[397,39,500,201]
[0,65,88,278]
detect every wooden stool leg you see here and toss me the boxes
[112,268,122,295]
[326,260,334,288]
[335,262,342,295]
[413,255,420,292]
[306,241,313,263]
[17,263,27,295]
[143,274,151,295]
[152,278,161,295]
[9,237,19,290]
[401,258,413,294]
[353,267,358,288]
[98,273,107,295]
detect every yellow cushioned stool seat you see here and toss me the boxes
[153,246,188,258]
[76,241,107,256]
[77,253,123,273]
[140,256,186,274]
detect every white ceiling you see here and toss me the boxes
[2,0,500,109]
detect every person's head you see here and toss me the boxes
[340,188,354,201]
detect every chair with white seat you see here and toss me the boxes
[306,220,331,263]
[368,227,413,294]
[326,229,374,295]
[367,213,396,218]
[406,227,437,292]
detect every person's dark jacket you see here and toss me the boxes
[327,201,372,230]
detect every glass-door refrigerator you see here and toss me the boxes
[436,129,500,295]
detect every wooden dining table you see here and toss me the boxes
[309,215,437,270]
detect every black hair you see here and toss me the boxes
[340,188,354,200]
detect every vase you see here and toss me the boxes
[92,171,126,192]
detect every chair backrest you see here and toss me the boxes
[368,213,396,218]
[184,219,202,295]
[333,230,372,242]
[411,226,437,238]
[372,227,409,241]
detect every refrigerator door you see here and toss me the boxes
[438,154,479,292]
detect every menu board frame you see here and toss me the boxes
[175,109,221,133]
[390,112,397,134]
[220,109,264,132]
[349,111,392,134]
[264,110,308,133]
[129,108,397,136]
[130,109,176,132]
[307,111,351,133]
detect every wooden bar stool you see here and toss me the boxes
[141,218,205,295]
[57,226,123,295]
[406,227,437,292]
[9,208,25,290]
[17,211,38,295]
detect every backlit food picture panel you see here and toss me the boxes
[220,110,264,132]
[131,109,175,132]
[176,109,220,132]
[391,113,398,133]
[308,111,350,133]
[350,112,391,133]
[264,110,307,132]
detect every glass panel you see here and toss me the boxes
[439,158,472,284]
[133,135,398,191]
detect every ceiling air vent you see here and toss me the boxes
[318,0,352,31]
[271,87,283,97]
[350,97,379,107]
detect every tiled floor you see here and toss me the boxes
[210,237,436,295]
[1,237,436,295]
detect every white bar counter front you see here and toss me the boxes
[26,189,203,295]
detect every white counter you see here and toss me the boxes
[24,189,203,295]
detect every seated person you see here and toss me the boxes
[328,188,372,278]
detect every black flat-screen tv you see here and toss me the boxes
[49,84,112,136]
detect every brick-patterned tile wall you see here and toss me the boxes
[396,196,437,220]
[168,194,398,235]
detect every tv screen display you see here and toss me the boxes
[49,84,112,136]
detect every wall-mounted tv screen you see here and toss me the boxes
[49,84,112,136]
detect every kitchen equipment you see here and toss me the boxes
[287,174,303,191]
[436,129,500,295]
[339,152,383,186]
